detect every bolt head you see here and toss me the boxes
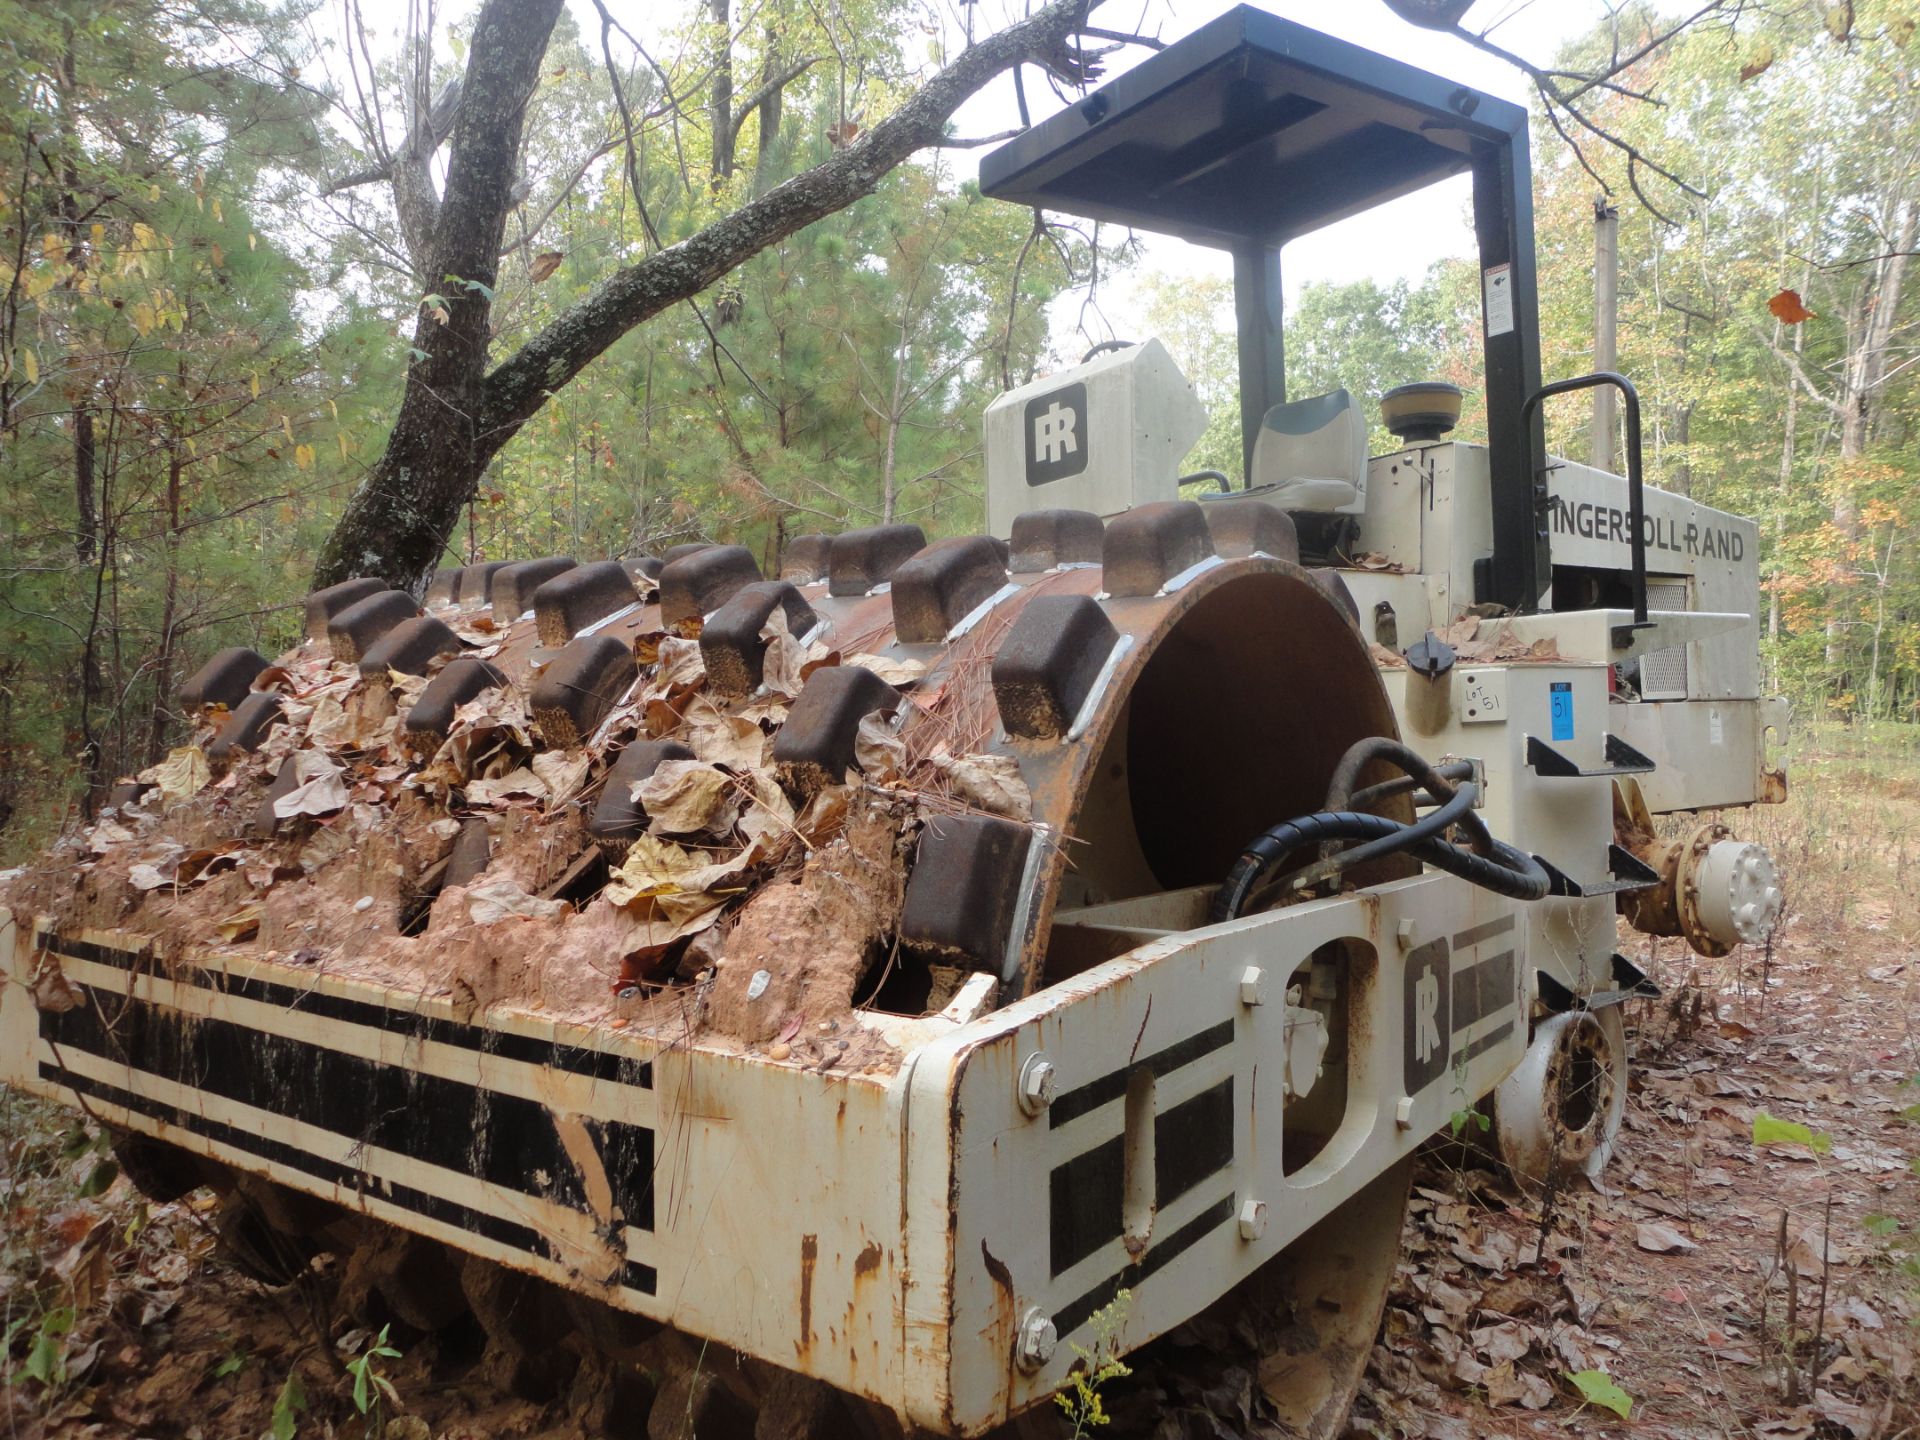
[1238,1198,1268,1241]
[1395,1096,1416,1129]
[1018,1054,1057,1116]
[1017,1308,1057,1370]
[1239,965,1264,1006]
[1396,917,1419,950]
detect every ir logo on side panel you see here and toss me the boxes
[1402,938,1452,1094]
[1024,382,1089,486]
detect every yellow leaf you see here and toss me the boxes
[249,371,260,399]
[21,349,37,384]
[214,904,261,943]
[41,233,62,261]
[212,197,223,223]
[130,302,155,335]
[327,398,338,420]
[185,435,197,456]
[247,232,257,251]
[143,745,210,803]
[147,184,160,202]
[281,414,294,444]
[337,431,350,459]
[89,223,103,247]
[294,443,315,471]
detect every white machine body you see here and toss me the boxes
[983,338,1207,536]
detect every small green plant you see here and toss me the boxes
[1053,1289,1132,1437]
[1752,1109,1832,1154]
[1448,1106,1490,1138]
[8,1306,76,1391]
[345,1324,402,1432]
[269,1369,306,1440]
[1565,1367,1633,1419]
[212,1347,248,1379]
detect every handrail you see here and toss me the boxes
[1521,371,1649,627]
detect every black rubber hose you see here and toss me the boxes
[1210,808,1550,922]
[1325,738,1494,853]
[1281,780,1481,894]
[1348,759,1476,813]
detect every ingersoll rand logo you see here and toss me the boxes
[1023,381,1088,486]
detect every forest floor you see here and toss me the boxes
[1,726,1916,1440]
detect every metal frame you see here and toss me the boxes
[980,4,1550,611]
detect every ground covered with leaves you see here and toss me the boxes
[2,733,1916,1440]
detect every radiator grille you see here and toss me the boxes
[1639,578,1690,700]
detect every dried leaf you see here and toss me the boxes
[846,652,927,687]
[604,834,750,920]
[686,712,768,770]
[1633,1220,1696,1253]
[853,711,907,783]
[214,904,262,943]
[638,760,741,837]
[654,636,706,690]
[467,878,567,925]
[1739,46,1775,81]
[1769,288,1816,324]
[529,250,564,283]
[144,745,211,803]
[465,766,545,806]
[929,744,1032,820]
[273,751,350,819]
[531,749,591,803]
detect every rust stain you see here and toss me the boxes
[1128,994,1153,1063]
[853,1240,882,1280]
[797,1232,818,1361]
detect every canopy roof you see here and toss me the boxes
[979,6,1527,249]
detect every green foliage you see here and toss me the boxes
[9,1307,75,1390]
[269,1368,306,1440]
[1565,1368,1634,1419]
[1752,1110,1833,1154]
[345,1324,402,1420]
[1053,1289,1133,1437]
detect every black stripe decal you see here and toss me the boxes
[1154,1080,1234,1210]
[38,981,656,1234]
[1456,1020,1516,1066]
[1049,1135,1123,1276]
[36,931,650,1087]
[1050,1019,1235,1128]
[1451,948,1516,1031]
[39,1060,656,1296]
[1052,1195,1235,1340]
[1451,914,1516,952]
[1048,1079,1235,1278]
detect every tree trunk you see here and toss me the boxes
[752,26,786,195]
[1826,199,1916,667]
[148,440,183,765]
[313,0,1100,594]
[74,405,96,560]
[710,0,735,181]
[313,0,565,592]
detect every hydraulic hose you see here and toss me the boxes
[1325,738,1494,854]
[1280,779,1482,895]
[1347,759,1476,814]
[1210,808,1551,923]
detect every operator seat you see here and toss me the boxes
[1250,389,1367,515]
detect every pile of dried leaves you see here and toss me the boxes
[7,594,1038,1053]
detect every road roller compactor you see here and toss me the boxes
[0,10,1787,1437]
